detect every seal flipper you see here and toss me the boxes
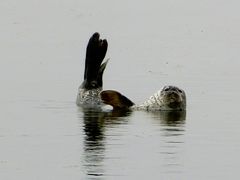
[82,32,108,89]
[97,59,109,88]
[100,90,134,110]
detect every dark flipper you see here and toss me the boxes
[82,32,108,89]
[100,90,134,110]
[96,59,109,87]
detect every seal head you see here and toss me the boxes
[158,86,186,110]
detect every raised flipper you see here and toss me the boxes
[81,32,108,89]
[100,90,134,110]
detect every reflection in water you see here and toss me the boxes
[150,111,186,174]
[158,111,186,126]
[78,107,132,178]
[78,108,186,178]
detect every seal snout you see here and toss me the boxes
[167,91,182,102]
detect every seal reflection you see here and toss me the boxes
[79,107,132,177]
[150,111,186,174]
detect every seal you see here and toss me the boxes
[100,85,186,111]
[77,32,187,111]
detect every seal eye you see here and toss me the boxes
[178,89,183,93]
[164,87,170,91]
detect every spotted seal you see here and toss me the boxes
[100,85,186,111]
[77,32,186,111]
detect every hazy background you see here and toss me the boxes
[1,0,240,179]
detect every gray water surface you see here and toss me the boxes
[1,0,240,179]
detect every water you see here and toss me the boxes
[1,0,240,179]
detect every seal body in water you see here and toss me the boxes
[77,32,186,111]
[76,32,108,108]
[100,85,186,111]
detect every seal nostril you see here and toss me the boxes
[168,91,180,99]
